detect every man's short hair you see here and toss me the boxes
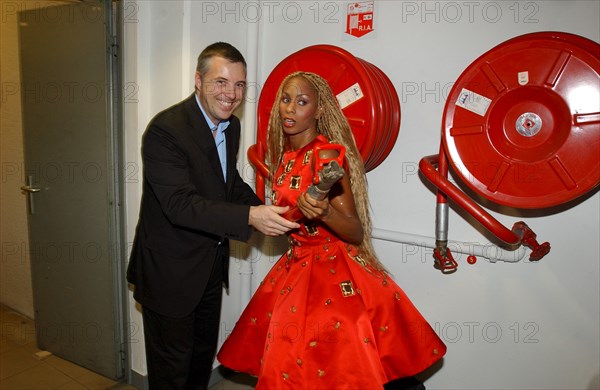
[196,42,247,75]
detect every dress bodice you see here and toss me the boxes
[271,135,341,247]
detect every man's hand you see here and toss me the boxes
[249,205,300,236]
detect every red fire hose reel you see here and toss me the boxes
[249,45,400,201]
[420,32,600,272]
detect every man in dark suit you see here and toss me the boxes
[127,42,299,390]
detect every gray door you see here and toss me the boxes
[19,2,123,379]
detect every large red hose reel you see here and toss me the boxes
[420,32,600,272]
[248,45,400,201]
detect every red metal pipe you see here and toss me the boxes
[247,143,267,202]
[419,154,520,245]
[436,144,449,205]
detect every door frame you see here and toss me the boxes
[107,0,130,381]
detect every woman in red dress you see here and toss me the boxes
[218,72,446,389]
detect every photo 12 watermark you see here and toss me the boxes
[434,320,540,344]
[1,1,104,24]
[1,82,139,105]
[198,1,342,24]
[2,161,141,185]
[400,1,540,24]
[2,241,107,266]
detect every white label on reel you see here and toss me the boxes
[455,88,491,117]
[518,71,529,85]
[336,82,364,109]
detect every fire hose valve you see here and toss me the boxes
[282,143,346,221]
[306,160,345,201]
[511,221,551,261]
[433,241,458,273]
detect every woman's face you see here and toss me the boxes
[279,76,321,146]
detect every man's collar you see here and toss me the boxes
[194,93,230,131]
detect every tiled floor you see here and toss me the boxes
[209,373,256,390]
[0,304,255,389]
[0,304,120,389]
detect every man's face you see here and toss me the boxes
[195,56,246,125]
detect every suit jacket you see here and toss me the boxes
[127,94,262,318]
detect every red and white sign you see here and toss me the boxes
[346,1,374,38]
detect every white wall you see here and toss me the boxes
[124,1,600,389]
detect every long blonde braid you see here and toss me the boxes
[266,71,387,274]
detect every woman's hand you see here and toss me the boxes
[297,192,330,220]
[296,175,364,246]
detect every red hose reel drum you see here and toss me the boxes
[255,45,400,174]
[443,32,600,209]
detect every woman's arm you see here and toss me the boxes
[296,147,364,245]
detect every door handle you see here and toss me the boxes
[20,185,41,193]
[21,175,41,214]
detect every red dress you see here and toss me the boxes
[218,136,446,389]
